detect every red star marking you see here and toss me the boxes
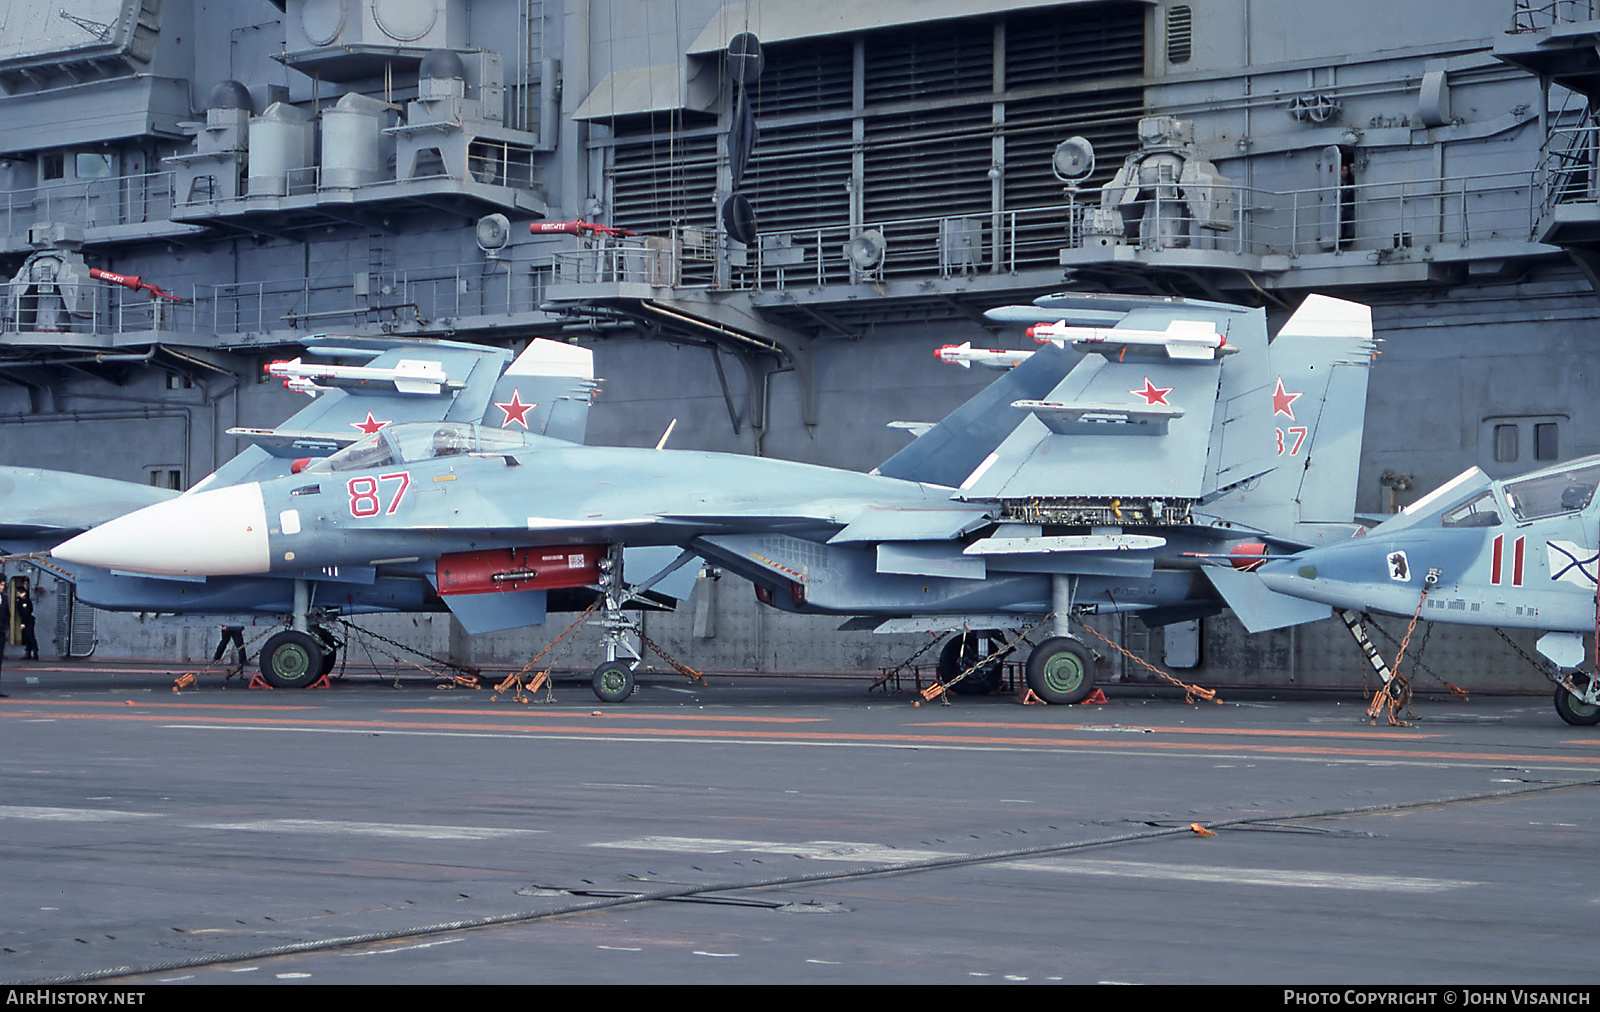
[350,410,389,435]
[1272,377,1303,420]
[1130,377,1174,406]
[495,389,536,429]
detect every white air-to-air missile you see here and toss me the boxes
[1026,318,1234,361]
[934,341,1034,369]
[55,293,1379,705]
[266,356,464,396]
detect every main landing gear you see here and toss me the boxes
[257,623,340,689]
[1023,636,1097,705]
[584,545,701,703]
[257,579,341,689]
[1021,574,1097,704]
[934,628,1097,704]
[938,632,1007,695]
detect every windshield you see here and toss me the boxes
[308,422,530,473]
[1439,490,1502,529]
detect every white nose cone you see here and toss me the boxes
[52,482,271,577]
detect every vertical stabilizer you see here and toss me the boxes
[1200,295,1375,540]
[482,339,598,444]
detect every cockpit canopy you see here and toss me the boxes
[307,422,531,473]
[1503,457,1600,522]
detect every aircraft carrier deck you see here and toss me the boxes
[2,662,1596,986]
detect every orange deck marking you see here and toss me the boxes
[5,707,1599,767]
[387,708,829,723]
[5,698,324,712]
[907,720,1448,741]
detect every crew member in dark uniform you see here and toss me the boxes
[16,580,37,660]
[0,580,9,697]
[213,625,246,669]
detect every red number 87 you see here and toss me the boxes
[348,472,410,517]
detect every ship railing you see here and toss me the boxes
[0,279,199,336]
[0,170,177,245]
[198,256,557,334]
[1536,104,1600,218]
[725,169,1540,288]
[550,240,680,287]
[1509,0,1597,33]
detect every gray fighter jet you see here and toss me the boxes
[1254,458,1600,725]
[5,335,692,677]
[54,293,1377,702]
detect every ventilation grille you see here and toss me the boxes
[608,1,1148,283]
[1006,4,1147,88]
[611,126,718,236]
[1167,6,1193,65]
[864,20,994,104]
[742,120,853,232]
[1003,87,1144,269]
[750,37,854,118]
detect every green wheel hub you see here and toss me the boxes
[1039,651,1085,695]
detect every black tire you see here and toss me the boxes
[259,630,327,689]
[592,660,636,703]
[1554,677,1600,726]
[1024,636,1096,705]
[938,633,1004,695]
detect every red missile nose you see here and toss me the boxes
[1025,325,1037,339]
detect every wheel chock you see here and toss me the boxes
[249,673,331,690]
[1189,823,1216,838]
[172,672,198,691]
[1020,688,1047,705]
[1079,689,1108,705]
[920,681,949,702]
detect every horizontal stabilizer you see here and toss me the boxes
[1203,566,1330,633]
[960,353,1223,500]
[226,427,357,457]
[1014,399,1182,436]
